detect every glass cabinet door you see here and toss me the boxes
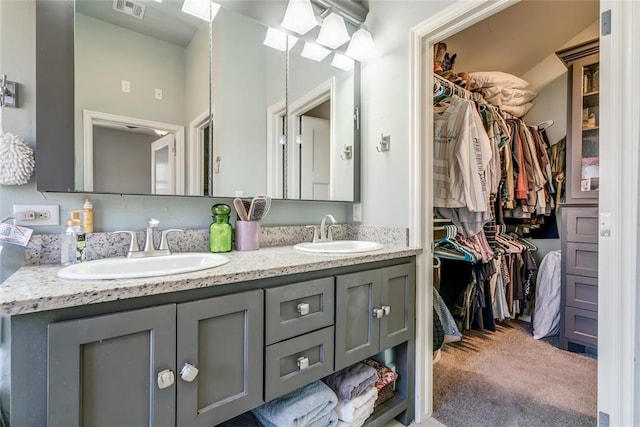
[580,60,599,192]
[566,50,599,202]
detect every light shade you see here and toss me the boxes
[345,27,376,62]
[316,12,350,49]
[182,0,220,22]
[281,0,317,35]
[263,27,299,52]
[301,42,331,62]
[331,53,354,71]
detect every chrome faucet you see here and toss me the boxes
[115,219,182,258]
[306,214,338,243]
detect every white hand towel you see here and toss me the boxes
[334,386,377,422]
[335,405,375,427]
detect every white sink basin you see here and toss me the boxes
[294,240,384,254]
[57,252,229,280]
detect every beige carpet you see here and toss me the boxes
[431,321,597,427]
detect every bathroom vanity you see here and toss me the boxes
[0,245,419,427]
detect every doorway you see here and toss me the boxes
[408,0,639,425]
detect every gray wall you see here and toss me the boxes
[92,127,155,194]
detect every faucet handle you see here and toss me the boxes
[113,230,140,257]
[305,225,319,243]
[159,229,183,251]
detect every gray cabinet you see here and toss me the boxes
[335,264,415,370]
[557,39,600,352]
[48,290,264,427]
[48,304,177,427]
[264,278,335,401]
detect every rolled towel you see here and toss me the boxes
[323,363,378,401]
[252,380,337,427]
[335,386,377,422]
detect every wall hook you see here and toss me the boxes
[340,145,353,160]
[376,134,390,152]
[0,74,19,108]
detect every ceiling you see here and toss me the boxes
[442,0,599,78]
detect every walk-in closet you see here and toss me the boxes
[426,1,600,426]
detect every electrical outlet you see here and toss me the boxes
[12,205,60,226]
[352,203,362,222]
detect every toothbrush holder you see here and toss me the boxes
[235,221,260,251]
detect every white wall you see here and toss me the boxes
[360,1,451,227]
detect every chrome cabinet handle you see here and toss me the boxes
[297,302,310,316]
[157,369,175,389]
[297,356,310,370]
[373,308,384,318]
[382,305,390,316]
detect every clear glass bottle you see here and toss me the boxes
[209,204,232,253]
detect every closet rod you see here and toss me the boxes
[433,73,482,102]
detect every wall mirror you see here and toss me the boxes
[35,0,360,202]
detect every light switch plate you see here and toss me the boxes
[155,88,163,100]
[121,80,131,93]
[353,203,362,222]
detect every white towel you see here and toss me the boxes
[335,405,374,427]
[334,386,377,422]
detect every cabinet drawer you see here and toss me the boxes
[566,242,598,278]
[264,326,334,401]
[265,277,334,345]
[565,274,598,311]
[565,207,599,243]
[564,306,597,347]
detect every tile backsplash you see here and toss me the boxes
[24,225,409,265]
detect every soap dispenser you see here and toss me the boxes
[61,211,86,265]
[209,204,232,253]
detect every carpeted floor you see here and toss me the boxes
[431,321,597,427]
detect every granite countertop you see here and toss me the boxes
[0,245,421,316]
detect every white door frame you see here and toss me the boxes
[408,0,638,425]
[188,109,211,196]
[266,99,286,199]
[83,110,185,194]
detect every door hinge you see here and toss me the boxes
[601,10,611,36]
[354,106,360,130]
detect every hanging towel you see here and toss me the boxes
[323,363,378,401]
[252,380,337,427]
[334,386,377,422]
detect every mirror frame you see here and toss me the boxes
[35,0,361,202]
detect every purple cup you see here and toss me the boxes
[235,221,260,251]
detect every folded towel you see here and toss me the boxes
[335,405,374,427]
[360,359,398,392]
[323,363,378,401]
[335,386,377,422]
[252,380,337,427]
[307,409,338,427]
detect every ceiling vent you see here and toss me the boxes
[113,0,145,19]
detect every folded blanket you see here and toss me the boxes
[252,380,337,427]
[335,386,377,422]
[323,363,378,401]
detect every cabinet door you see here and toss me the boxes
[176,290,263,427]
[566,50,599,202]
[48,304,177,427]
[380,264,416,350]
[335,269,381,370]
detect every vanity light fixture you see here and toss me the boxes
[281,0,317,35]
[345,26,376,62]
[316,11,350,49]
[263,27,299,52]
[301,42,331,62]
[181,0,220,22]
[330,53,354,71]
